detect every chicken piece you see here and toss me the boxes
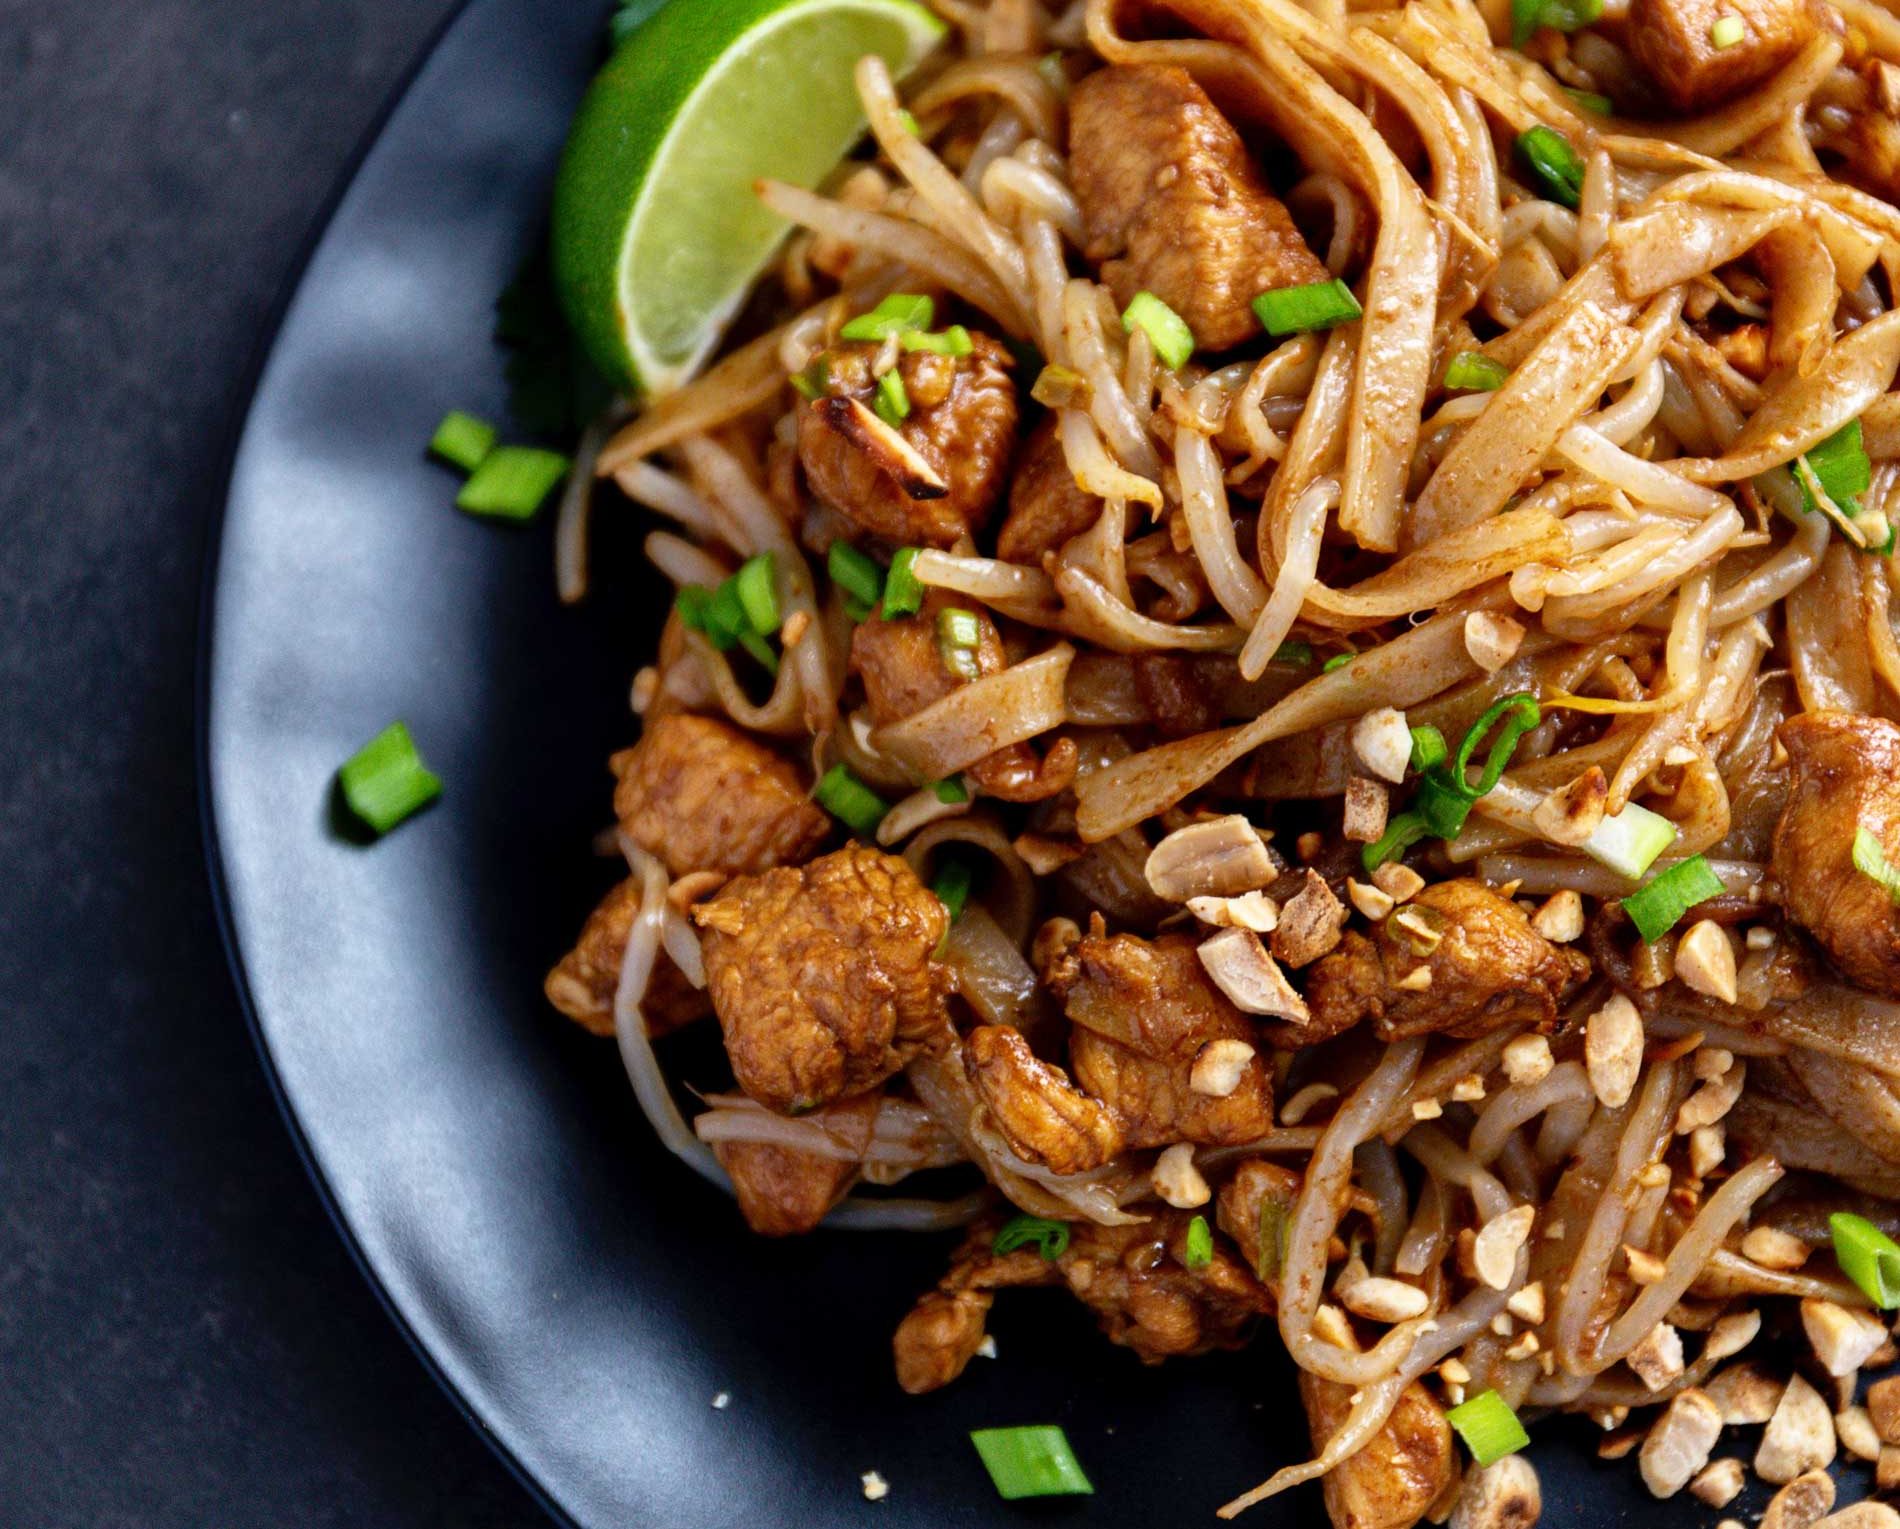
[543,877,708,1037]
[995,417,1102,564]
[694,844,950,1113]
[1069,65,1329,352]
[1046,930,1275,1147]
[1304,879,1591,1041]
[1626,0,1815,111]
[894,1225,1065,1393]
[1302,1371,1455,1529]
[1216,1158,1301,1292]
[1772,712,1900,998]
[797,334,1018,547]
[611,712,830,878]
[964,1024,1124,1175]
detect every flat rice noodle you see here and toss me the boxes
[1728,1064,1900,1197]
[1756,984,1900,1080]
[1299,506,1569,629]
[1758,223,1838,372]
[1651,170,1881,289]
[1865,393,1900,460]
[1787,538,1880,715]
[1073,607,1481,840]
[874,643,1075,778]
[1409,300,1637,546]
[1675,309,1900,482]
[1607,204,1794,301]
[1787,1047,1900,1168]
[1262,326,1355,575]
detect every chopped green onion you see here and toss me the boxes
[874,369,911,427]
[1856,827,1900,903]
[932,856,975,922]
[827,541,885,609]
[1621,854,1726,943]
[1710,12,1745,46]
[1515,126,1585,210]
[883,547,924,618]
[896,107,922,135]
[1121,291,1195,370]
[734,553,779,636]
[455,446,569,520]
[1563,86,1615,114]
[1256,1197,1289,1282]
[1581,800,1679,881]
[1787,420,1883,549]
[1323,651,1357,673]
[938,605,982,650]
[429,410,497,472]
[1511,0,1603,45]
[675,584,742,650]
[1363,810,1432,873]
[789,368,822,401]
[1366,697,1538,867]
[969,1426,1093,1500]
[1832,1212,1900,1308]
[814,763,889,837]
[1447,1391,1530,1466]
[1271,640,1314,666]
[1444,352,1509,392]
[337,721,442,835]
[1252,278,1362,338]
[1030,364,1090,410]
[900,324,974,357]
[1409,726,1448,773]
[992,1214,1070,1260]
[1037,50,1067,91]
[737,630,780,676]
[1184,1214,1214,1269]
[840,293,934,341]
[933,775,969,804]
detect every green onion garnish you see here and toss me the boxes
[739,631,780,676]
[827,541,884,611]
[1363,696,1539,871]
[1272,641,1314,666]
[969,1426,1093,1500]
[1581,800,1679,881]
[455,445,570,520]
[1786,420,1888,549]
[337,721,442,835]
[874,369,911,427]
[1409,725,1449,773]
[814,764,889,837]
[1854,827,1900,903]
[1122,292,1195,370]
[1444,352,1509,392]
[734,553,779,636]
[1831,1212,1900,1308]
[932,856,974,922]
[933,775,969,804]
[901,325,973,357]
[882,547,925,619]
[840,293,934,342]
[1621,854,1726,943]
[1252,278,1362,338]
[1446,1391,1530,1466]
[1710,13,1745,46]
[937,606,982,680]
[993,1214,1070,1260]
[1184,1214,1214,1270]
[674,585,741,650]
[1323,651,1357,673]
[1511,0,1603,45]
[429,410,497,472]
[1563,86,1614,114]
[1515,126,1585,210]
[1363,812,1432,873]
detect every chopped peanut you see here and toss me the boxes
[1472,1205,1536,1290]
[1742,1225,1811,1271]
[1586,994,1644,1108]
[1802,1298,1888,1377]
[1339,1276,1432,1323]
[1270,869,1347,968]
[1351,707,1412,784]
[1675,920,1739,1004]
[1145,814,1275,901]
[1628,1321,1686,1390]
[1464,611,1526,673]
[1342,777,1388,843]
[1639,1387,1723,1497]
[1704,1310,1761,1363]
[1706,1361,1784,1425]
[1689,1457,1745,1508]
[1371,862,1426,902]
[1759,1468,1834,1529]
[1448,1454,1539,1529]
[1625,1245,1668,1285]
[1186,889,1280,932]
[1868,1374,1900,1443]
[1838,1405,1882,1462]
[1531,889,1585,942]
[1189,1037,1258,1099]
[1151,1142,1210,1209]
[1689,1124,1726,1179]
[1531,767,1609,847]
[1502,1034,1554,1086]
[1757,1372,1836,1485]
[1347,878,1396,921]
[1506,1281,1547,1324]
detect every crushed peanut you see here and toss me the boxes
[1624,1245,1667,1285]
[1186,889,1280,933]
[1531,889,1585,942]
[1804,1299,1888,1377]
[1639,1387,1723,1497]
[1371,862,1425,902]
[1145,815,1276,902]
[1472,1205,1535,1290]
[1506,1281,1546,1324]
[861,1471,890,1502]
[1340,1276,1432,1323]
[1585,993,1644,1108]
[1464,610,1526,672]
[1501,1034,1554,1086]
[1675,919,1739,1005]
[1189,1038,1258,1099]
[1197,928,1310,1022]
[1689,1124,1726,1179]
[1271,870,1347,968]
[1871,1375,1900,1443]
[1838,1405,1882,1462]
[1706,1361,1784,1425]
[1757,1372,1836,1484]
[1741,1225,1809,1271]
[1628,1322,1686,1391]
[1531,767,1609,847]
[1347,878,1396,921]
[1450,1073,1487,1103]
[1689,1458,1745,1508]
[1151,1142,1211,1209]
[1351,707,1413,783]
[1412,1097,1444,1121]
[1703,1310,1761,1364]
[1396,966,1434,991]
[1761,1469,1834,1529]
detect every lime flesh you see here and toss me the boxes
[552,0,945,396]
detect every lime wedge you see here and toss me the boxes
[551,0,946,396]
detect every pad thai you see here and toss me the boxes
[536,0,1900,1518]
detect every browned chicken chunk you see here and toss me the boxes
[1772,712,1900,998]
[694,843,951,1113]
[1301,1371,1455,1529]
[995,416,1102,564]
[893,1212,1269,1392]
[1626,0,1815,111]
[1217,1158,1301,1292]
[797,334,1018,547]
[712,1092,877,1237]
[964,1023,1124,1175]
[543,877,709,1037]
[1047,930,1275,1147]
[1304,879,1590,1041]
[612,712,830,878]
[1069,64,1329,353]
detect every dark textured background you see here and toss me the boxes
[1,2,539,1520]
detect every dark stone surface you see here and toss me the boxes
[0,3,538,1521]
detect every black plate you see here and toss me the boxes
[201,2,1665,1523]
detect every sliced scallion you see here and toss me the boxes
[1252,278,1362,338]
[737,630,779,676]
[1444,352,1509,392]
[937,606,983,682]
[814,764,889,837]
[429,410,497,472]
[969,1426,1093,1500]
[901,325,973,357]
[1511,0,1603,45]
[1621,854,1726,943]
[1515,126,1585,210]
[827,541,884,610]
[455,445,570,520]
[932,775,969,804]
[1271,640,1314,666]
[1121,291,1195,370]
[1581,800,1678,881]
[992,1214,1070,1260]
[1183,1214,1214,1269]
[874,368,911,427]
[932,856,974,922]
[882,547,924,619]
[1323,651,1357,673]
[840,293,933,342]
[1710,12,1745,47]
[1831,1212,1900,1308]
[1446,1391,1530,1466]
[1563,85,1614,114]
[1854,826,1900,903]
[1363,810,1431,873]
[337,721,442,835]
[733,553,779,636]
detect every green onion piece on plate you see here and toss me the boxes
[1581,800,1678,881]
[901,325,973,356]
[932,856,974,922]
[839,292,934,341]
[1323,651,1356,673]
[1563,85,1614,114]
[1184,1214,1214,1270]
[814,763,889,837]
[1446,1391,1530,1466]
[1121,291,1195,370]
[992,1213,1070,1260]
[933,775,969,804]
[455,445,571,520]
[1253,278,1362,337]
[429,410,497,472]
[883,546,925,618]
[827,541,884,609]
[1271,640,1314,666]
[1621,854,1726,943]
[1515,126,1585,209]
[1444,352,1509,392]
[1832,1212,1900,1308]
[969,1426,1094,1500]
[734,553,779,635]
[337,721,442,835]
[1710,13,1745,46]
[937,606,982,681]
[1511,0,1603,45]
[874,368,910,427]
[674,584,740,651]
